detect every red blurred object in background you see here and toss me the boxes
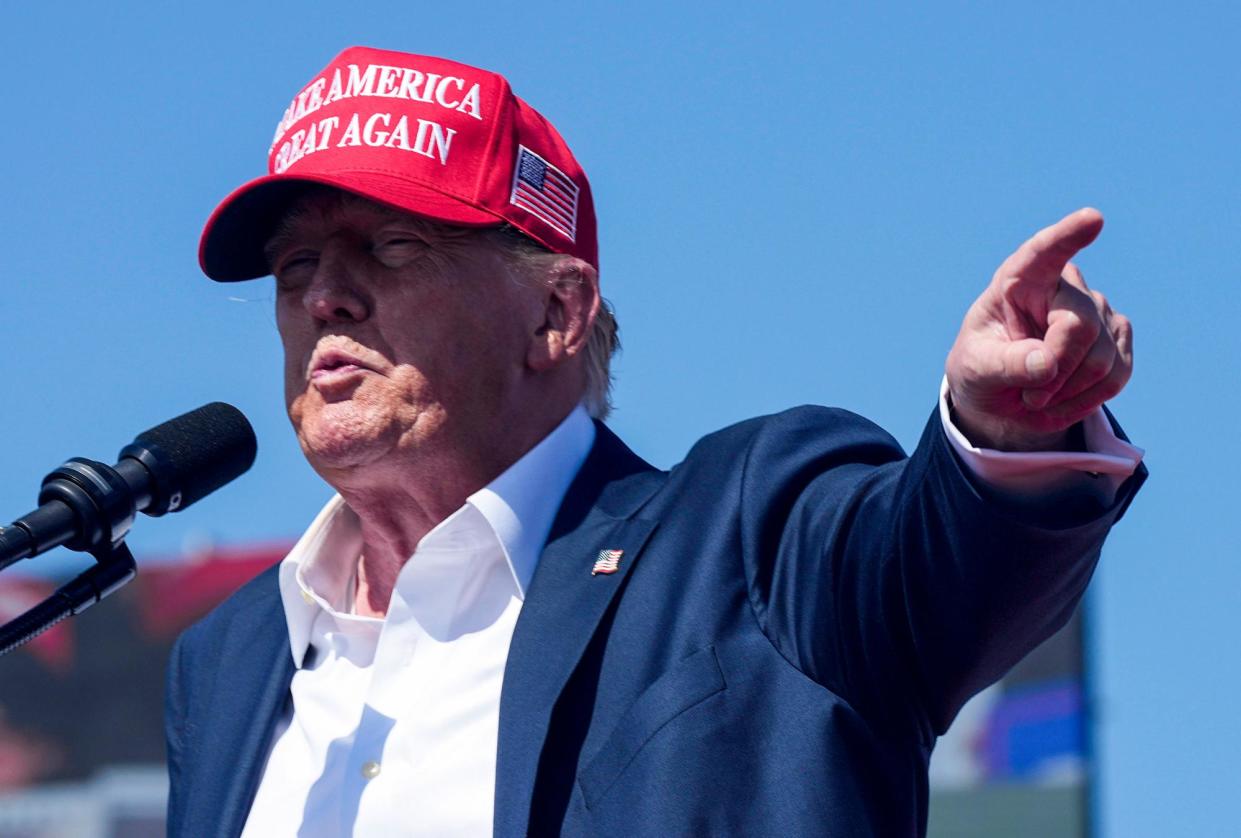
[0,544,289,790]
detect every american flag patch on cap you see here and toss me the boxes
[510,145,580,241]
[592,548,623,575]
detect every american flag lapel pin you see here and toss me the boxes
[592,549,623,576]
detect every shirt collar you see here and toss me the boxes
[467,404,595,598]
[277,404,596,668]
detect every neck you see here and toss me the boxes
[331,399,581,617]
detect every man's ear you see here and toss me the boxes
[526,257,600,372]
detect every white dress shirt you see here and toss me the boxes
[242,394,1142,836]
[241,405,596,838]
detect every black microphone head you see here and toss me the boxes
[118,402,257,516]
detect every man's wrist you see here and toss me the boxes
[938,375,1142,502]
[947,399,1071,452]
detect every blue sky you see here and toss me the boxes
[1,4,1237,835]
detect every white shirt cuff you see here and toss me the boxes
[938,376,1144,501]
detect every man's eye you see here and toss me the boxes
[373,236,428,263]
[274,254,318,287]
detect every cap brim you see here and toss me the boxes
[199,172,504,282]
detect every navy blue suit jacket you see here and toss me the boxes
[165,407,1144,836]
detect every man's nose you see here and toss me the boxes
[303,252,369,324]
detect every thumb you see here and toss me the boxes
[998,338,1059,389]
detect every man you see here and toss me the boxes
[166,46,1145,836]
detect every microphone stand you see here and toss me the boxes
[0,539,137,656]
[0,455,145,656]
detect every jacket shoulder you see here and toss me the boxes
[679,405,907,471]
[176,563,283,655]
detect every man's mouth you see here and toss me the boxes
[309,348,372,383]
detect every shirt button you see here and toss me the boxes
[360,761,381,780]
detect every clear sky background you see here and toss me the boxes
[0,4,1236,836]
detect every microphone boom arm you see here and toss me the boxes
[0,540,137,656]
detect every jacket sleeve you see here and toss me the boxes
[734,405,1145,743]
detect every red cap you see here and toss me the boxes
[199,47,597,281]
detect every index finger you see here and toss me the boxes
[996,208,1105,289]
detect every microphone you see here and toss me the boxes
[0,402,257,569]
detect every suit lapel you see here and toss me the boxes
[494,424,664,838]
[186,578,295,838]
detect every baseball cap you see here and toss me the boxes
[199,46,597,281]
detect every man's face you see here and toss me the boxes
[268,190,543,478]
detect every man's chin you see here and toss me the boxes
[302,440,385,473]
[295,409,396,473]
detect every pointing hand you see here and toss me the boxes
[945,208,1134,451]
